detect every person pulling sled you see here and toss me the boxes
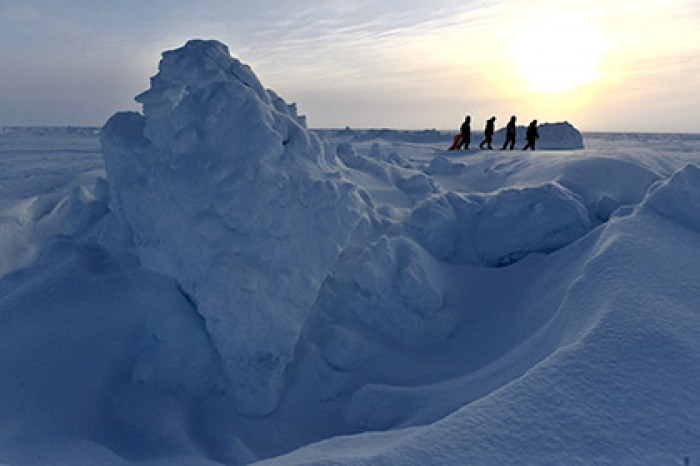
[449,115,471,150]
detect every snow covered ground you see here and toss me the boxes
[1,41,700,465]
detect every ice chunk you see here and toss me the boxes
[335,142,389,181]
[406,183,591,266]
[494,121,585,150]
[392,170,437,199]
[426,155,453,175]
[558,156,661,222]
[474,183,590,265]
[403,193,465,262]
[101,40,365,415]
[645,164,700,231]
[318,236,453,349]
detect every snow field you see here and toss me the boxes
[0,40,699,464]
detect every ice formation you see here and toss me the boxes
[101,40,366,415]
[493,120,585,149]
[405,183,591,266]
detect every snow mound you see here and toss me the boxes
[425,155,453,175]
[101,40,366,415]
[645,164,700,231]
[335,143,390,181]
[535,121,585,149]
[405,183,591,266]
[557,156,661,222]
[494,121,584,150]
[318,235,453,351]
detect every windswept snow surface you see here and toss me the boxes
[1,40,700,465]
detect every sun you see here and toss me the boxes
[513,16,605,94]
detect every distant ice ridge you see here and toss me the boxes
[493,121,585,150]
[0,126,102,137]
[101,40,366,415]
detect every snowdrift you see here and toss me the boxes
[264,163,700,465]
[405,183,590,266]
[1,39,700,465]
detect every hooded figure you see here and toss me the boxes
[501,115,517,150]
[523,120,539,150]
[479,116,496,149]
[457,115,471,149]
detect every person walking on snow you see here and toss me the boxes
[457,115,471,149]
[523,120,539,150]
[501,115,517,150]
[479,116,496,149]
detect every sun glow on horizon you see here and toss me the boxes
[513,15,606,94]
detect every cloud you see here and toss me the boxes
[0,1,41,22]
[0,0,698,130]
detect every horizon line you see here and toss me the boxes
[2,125,699,136]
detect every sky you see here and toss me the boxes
[0,0,699,132]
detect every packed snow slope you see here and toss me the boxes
[0,40,699,465]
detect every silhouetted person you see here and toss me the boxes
[501,115,517,150]
[457,115,471,149]
[523,120,539,150]
[479,116,496,149]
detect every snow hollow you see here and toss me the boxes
[1,40,700,465]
